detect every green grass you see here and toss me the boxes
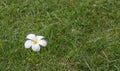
[0,0,120,71]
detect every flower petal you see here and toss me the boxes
[39,40,47,47]
[37,36,44,40]
[32,44,40,52]
[27,34,36,40]
[25,40,33,48]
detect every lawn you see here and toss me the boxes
[0,0,120,71]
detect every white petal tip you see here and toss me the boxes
[25,40,33,48]
[27,34,36,40]
[39,40,47,47]
[32,44,40,52]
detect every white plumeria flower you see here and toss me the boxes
[25,34,47,52]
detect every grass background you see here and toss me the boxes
[0,0,120,71]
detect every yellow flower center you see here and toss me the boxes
[33,40,39,44]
